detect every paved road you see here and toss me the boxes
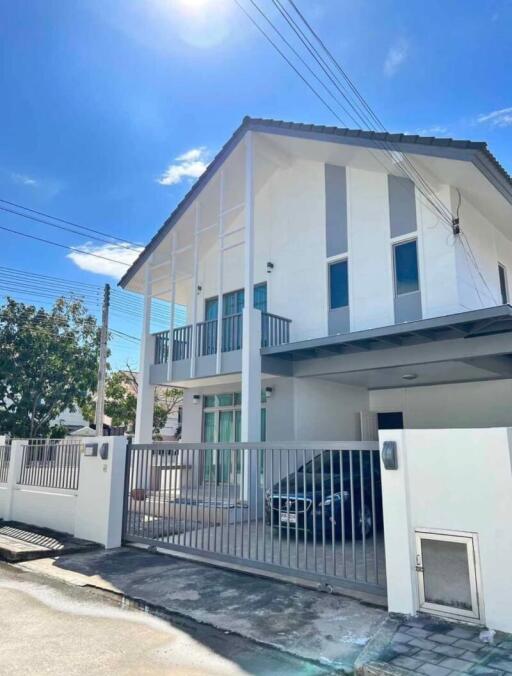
[0,563,333,675]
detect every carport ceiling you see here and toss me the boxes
[316,357,512,390]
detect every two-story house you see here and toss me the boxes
[120,117,512,456]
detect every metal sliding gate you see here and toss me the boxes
[122,442,386,597]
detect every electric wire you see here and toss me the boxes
[261,0,454,227]
[274,0,455,225]
[0,198,141,249]
[0,205,143,252]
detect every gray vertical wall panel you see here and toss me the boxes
[388,175,417,237]
[325,164,348,257]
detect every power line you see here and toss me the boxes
[0,205,142,253]
[0,265,101,290]
[237,0,455,230]
[0,223,133,266]
[279,0,455,226]
[0,198,141,249]
[280,0,454,227]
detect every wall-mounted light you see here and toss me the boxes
[197,285,202,295]
[192,394,201,405]
[265,386,273,398]
[266,261,274,274]
[402,373,418,381]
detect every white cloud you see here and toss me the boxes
[157,146,209,186]
[477,107,512,128]
[11,173,38,186]
[417,126,448,136]
[383,39,408,77]
[67,242,143,279]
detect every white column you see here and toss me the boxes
[240,132,262,507]
[190,202,200,378]
[74,436,127,548]
[3,439,25,521]
[241,131,261,443]
[134,261,155,443]
[378,429,417,615]
[166,231,177,382]
[216,171,225,374]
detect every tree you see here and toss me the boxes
[81,366,182,438]
[0,297,99,438]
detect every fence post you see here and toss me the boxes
[3,439,25,521]
[74,436,128,548]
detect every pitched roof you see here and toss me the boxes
[119,116,512,289]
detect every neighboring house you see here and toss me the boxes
[53,407,97,433]
[120,116,512,451]
[119,370,182,439]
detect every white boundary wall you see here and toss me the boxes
[0,437,127,549]
[380,428,512,633]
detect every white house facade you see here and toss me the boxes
[120,117,512,448]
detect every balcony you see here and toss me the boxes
[151,312,291,383]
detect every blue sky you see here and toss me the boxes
[1,0,511,369]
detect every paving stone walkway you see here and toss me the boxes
[357,614,512,675]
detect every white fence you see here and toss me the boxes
[0,437,126,548]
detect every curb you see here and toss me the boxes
[354,616,405,675]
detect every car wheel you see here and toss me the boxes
[356,503,373,539]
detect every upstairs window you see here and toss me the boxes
[329,259,349,309]
[394,240,419,296]
[498,264,509,304]
[253,283,267,312]
[221,283,267,317]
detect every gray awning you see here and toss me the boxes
[261,306,512,362]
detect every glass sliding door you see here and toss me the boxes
[203,411,216,482]
[202,391,267,484]
[218,410,234,483]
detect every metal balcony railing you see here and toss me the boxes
[196,319,218,357]
[153,311,292,365]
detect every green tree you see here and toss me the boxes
[0,297,100,438]
[81,367,182,438]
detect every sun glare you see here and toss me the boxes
[180,0,211,11]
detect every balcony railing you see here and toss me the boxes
[261,312,291,348]
[196,319,218,357]
[154,311,292,365]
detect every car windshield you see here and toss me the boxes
[300,451,374,478]
[302,451,341,475]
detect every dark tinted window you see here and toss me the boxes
[394,240,419,295]
[329,260,349,309]
[254,283,267,312]
[499,264,508,304]
[377,412,404,429]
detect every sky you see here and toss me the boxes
[0,0,511,369]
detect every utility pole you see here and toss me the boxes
[95,283,110,436]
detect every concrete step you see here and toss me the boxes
[0,520,99,563]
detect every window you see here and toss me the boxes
[499,264,509,304]
[329,259,349,309]
[253,283,267,312]
[223,289,244,317]
[209,283,267,319]
[394,240,419,296]
[204,297,218,320]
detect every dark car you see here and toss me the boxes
[264,450,382,541]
